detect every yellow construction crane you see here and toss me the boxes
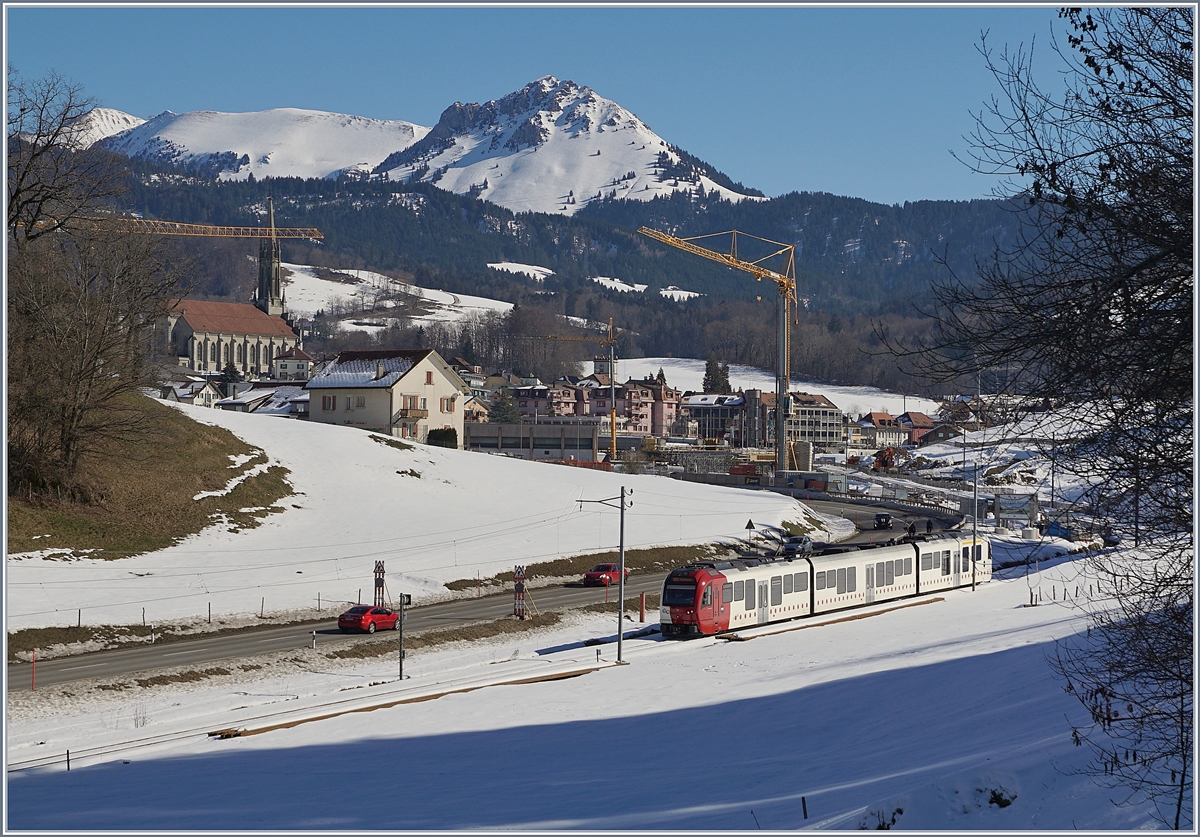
[74,216,323,240]
[77,198,322,318]
[520,318,622,463]
[638,227,796,471]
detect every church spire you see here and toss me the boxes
[256,195,286,317]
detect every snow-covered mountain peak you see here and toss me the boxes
[97,107,430,180]
[89,79,764,214]
[376,77,761,215]
[69,107,147,149]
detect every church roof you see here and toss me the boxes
[173,300,297,338]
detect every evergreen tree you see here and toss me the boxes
[487,390,520,424]
[702,354,721,393]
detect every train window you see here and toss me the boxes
[836,567,846,594]
[921,552,932,571]
[722,583,733,603]
[942,551,951,575]
[815,571,826,590]
[885,561,895,586]
[702,586,713,607]
[783,574,793,594]
[866,565,874,588]
[975,544,983,563]
[663,583,697,606]
[847,566,856,592]
[904,556,913,576]
[771,576,783,606]
[734,580,745,601]
[876,561,886,586]
[745,580,756,609]
[795,572,808,592]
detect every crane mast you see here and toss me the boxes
[638,227,796,472]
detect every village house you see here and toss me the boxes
[625,378,681,437]
[214,383,308,418]
[858,412,907,449]
[272,346,316,381]
[305,349,468,445]
[896,411,936,445]
[160,378,222,408]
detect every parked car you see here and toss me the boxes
[781,535,814,557]
[583,563,628,586]
[338,605,400,633]
[873,513,893,530]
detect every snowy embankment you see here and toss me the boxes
[6,402,833,633]
[5,542,1160,830]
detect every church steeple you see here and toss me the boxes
[256,196,286,317]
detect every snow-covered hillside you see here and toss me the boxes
[376,76,763,215]
[5,402,832,633]
[98,108,429,180]
[280,263,513,332]
[5,395,1169,830]
[6,534,1160,830]
[69,107,146,149]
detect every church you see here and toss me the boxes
[165,199,304,378]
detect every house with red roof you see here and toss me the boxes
[165,299,302,378]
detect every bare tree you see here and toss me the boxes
[7,70,191,496]
[8,227,190,493]
[7,66,126,248]
[885,9,1192,827]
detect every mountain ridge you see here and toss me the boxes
[88,76,762,215]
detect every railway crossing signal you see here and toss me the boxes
[513,566,527,620]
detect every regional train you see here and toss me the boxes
[659,533,991,637]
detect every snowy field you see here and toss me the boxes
[607,356,942,418]
[5,546,1159,830]
[281,263,514,330]
[4,392,1165,830]
[6,402,832,635]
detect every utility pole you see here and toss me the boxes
[973,372,980,591]
[578,488,633,663]
[397,593,411,680]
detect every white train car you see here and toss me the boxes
[659,534,991,637]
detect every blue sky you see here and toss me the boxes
[5,5,1065,205]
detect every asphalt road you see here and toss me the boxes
[6,574,668,691]
[6,498,951,691]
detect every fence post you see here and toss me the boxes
[639,592,646,623]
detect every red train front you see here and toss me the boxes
[659,565,732,637]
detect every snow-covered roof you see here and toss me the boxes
[681,394,745,407]
[305,349,432,389]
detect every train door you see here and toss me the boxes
[865,563,875,604]
[757,580,769,624]
[955,546,966,587]
[697,583,715,634]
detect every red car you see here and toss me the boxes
[582,563,629,586]
[338,605,400,633]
